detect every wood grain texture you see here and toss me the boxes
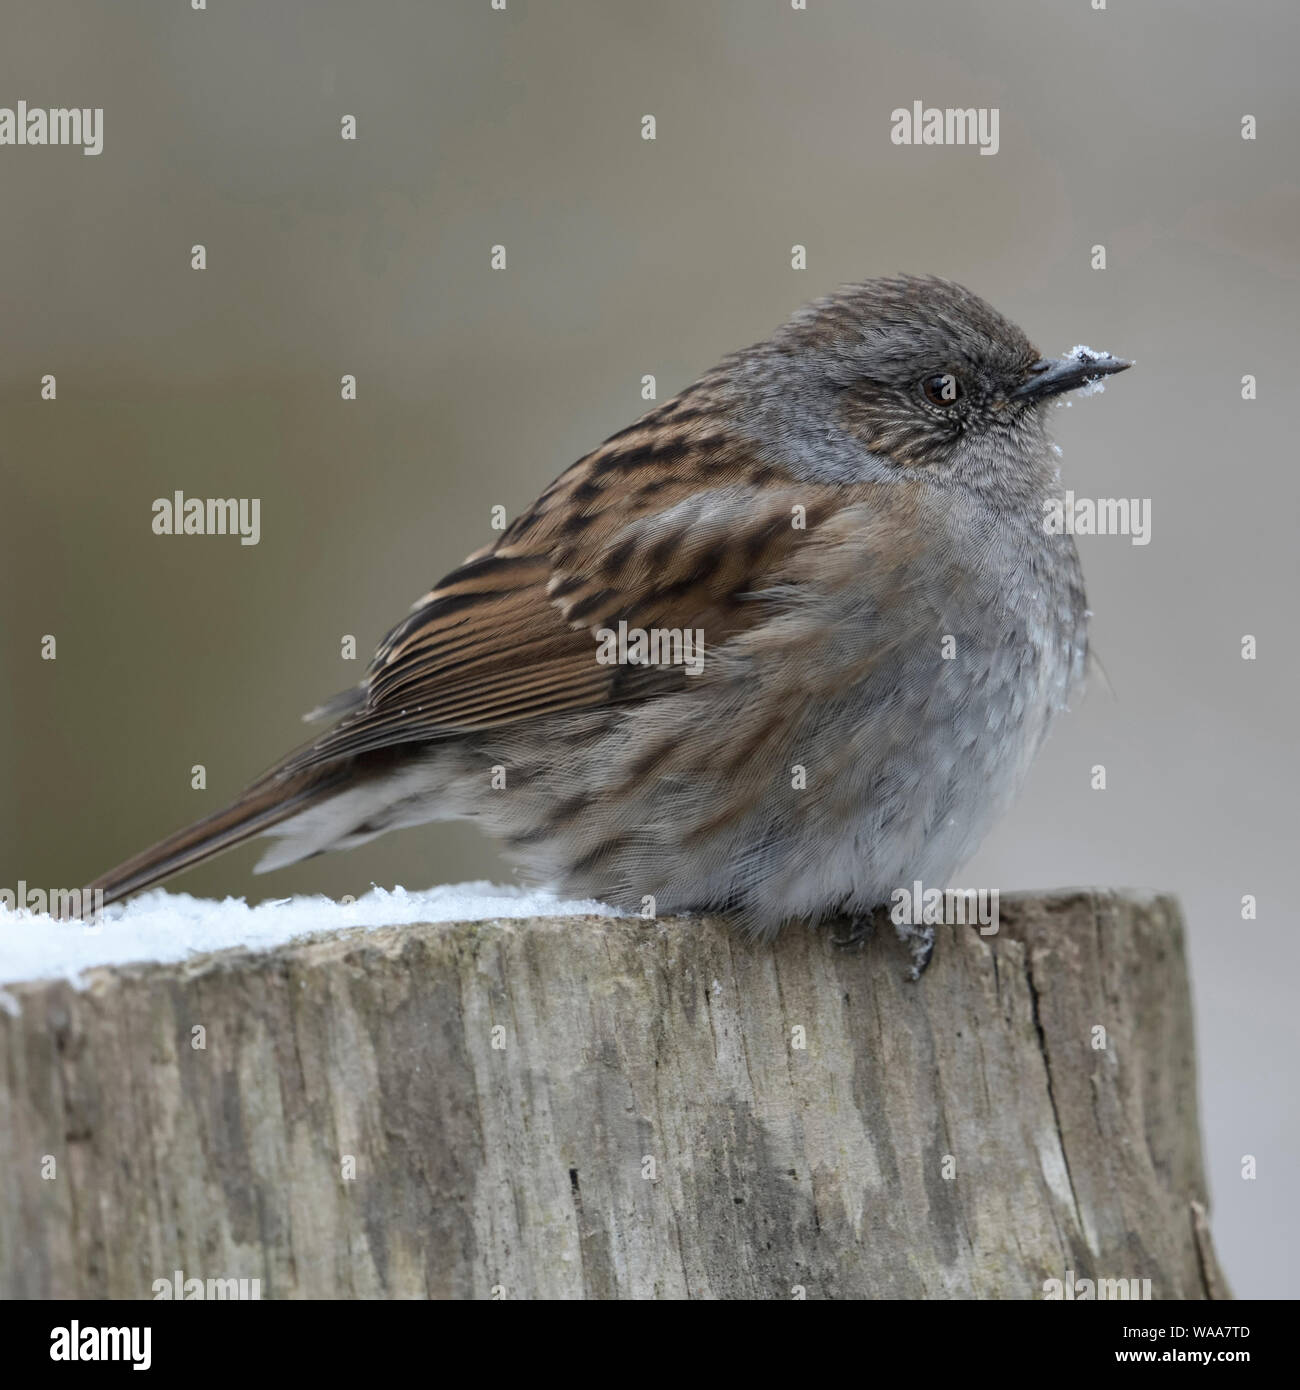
[0,890,1226,1299]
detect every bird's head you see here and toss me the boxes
[734,274,1130,499]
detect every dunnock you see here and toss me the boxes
[86,275,1130,973]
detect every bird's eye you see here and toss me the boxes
[921,373,962,407]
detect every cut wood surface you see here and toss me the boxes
[0,889,1227,1299]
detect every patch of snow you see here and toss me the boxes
[1064,344,1125,397]
[0,882,622,990]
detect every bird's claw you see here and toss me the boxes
[831,907,880,949]
[832,906,936,979]
[895,920,936,980]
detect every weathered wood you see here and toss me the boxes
[0,890,1226,1299]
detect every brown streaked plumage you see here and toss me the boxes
[84,276,1130,974]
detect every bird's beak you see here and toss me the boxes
[1013,349,1132,401]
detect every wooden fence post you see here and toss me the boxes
[0,889,1227,1299]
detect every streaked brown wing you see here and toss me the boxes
[275,411,870,777]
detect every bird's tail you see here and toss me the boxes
[83,765,348,910]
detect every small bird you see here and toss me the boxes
[86,276,1129,974]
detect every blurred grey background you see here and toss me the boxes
[2,0,1297,1296]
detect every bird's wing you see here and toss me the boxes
[273,436,894,779]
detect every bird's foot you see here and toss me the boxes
[831,915,874,949]
[831,902,889,950]
[893,919,936,980]
[832,904,936,979]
